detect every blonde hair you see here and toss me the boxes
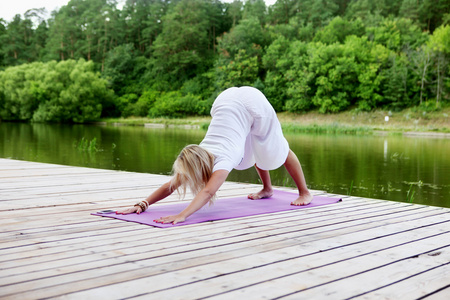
[170,144,216,203]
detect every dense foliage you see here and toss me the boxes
[0,59,114,122]
[0,0,449,122]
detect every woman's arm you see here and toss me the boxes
[116,180,177,215]
[155,169,229,224]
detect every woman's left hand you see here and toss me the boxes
[154,214,186,225]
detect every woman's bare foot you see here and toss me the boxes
[248,188,273,200]
[290,192,313,206]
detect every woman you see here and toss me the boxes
[117,87,312,224]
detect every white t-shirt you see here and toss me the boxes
[200,87,289,172]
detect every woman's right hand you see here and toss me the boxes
[116,206,142,215]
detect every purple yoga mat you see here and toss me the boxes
[92,189,342,228]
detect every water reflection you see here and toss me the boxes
[384,139,388,161]
[1,122,449,208]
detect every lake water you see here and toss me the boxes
[1,122,449,208]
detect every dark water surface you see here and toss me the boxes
[1,122,449,208]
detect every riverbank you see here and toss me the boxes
[98,107,450,136]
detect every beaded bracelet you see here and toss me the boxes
[134,200,149,212]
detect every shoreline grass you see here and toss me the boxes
[96,107,450,135]
[281,123,374,135]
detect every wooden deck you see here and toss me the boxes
[1,158,449,300]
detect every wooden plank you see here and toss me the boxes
[351,263,450,299]
[0,173,164,190]
[0,159,71,169]
[0,168,113,178]
[422,286,450,300]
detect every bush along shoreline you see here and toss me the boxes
[90,106,450,136]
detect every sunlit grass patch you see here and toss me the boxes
[281,123,373,135]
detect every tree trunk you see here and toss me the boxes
[436,54,440,104]
[70,34,74,58]
[420,51,431,105]
[87,37,91,61]
[60,34,65,61]
[102,20,108,72]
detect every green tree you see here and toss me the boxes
[283,41,313,112]
[44,3,80,61]
[266,20,301,41]
[224,0,243,27]
[408,45,434,105]
[214,15,265,94]
[149,91,208,117]
[73,0,122,70]
[151,0,212,82]
[204,0,232,55]
[346,0,403,20]
[334,0,352,16]
[0,62,43,120]
[77,0,114,64]
[399,0,420,24]
[0,59,114,122]
[35,60,114,122]
[418,0,450,33]
[243,0,267,25]
[308,42,354,112]
[428,25,450,104]
[314,16,365,44]
[23,8,49,61]
[307,36,390,112]
[390,18,429,50]
[0,19,6,67]
[366,18,428,52]
[268,0,299,25]
[217,16,267,59]
[103,43,138,96]
[263,37,311,111]
[215,49,260,90]
[307,0,340,28]
[121,0,170,55]
[44,0,121,66]
[262,36,291,110]
[283,0,340,28]
[31,21,49,61]
[382,53,418,109]
[1,15,34,65]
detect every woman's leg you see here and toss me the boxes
[284,149,313,205]
[248,165,274,199]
